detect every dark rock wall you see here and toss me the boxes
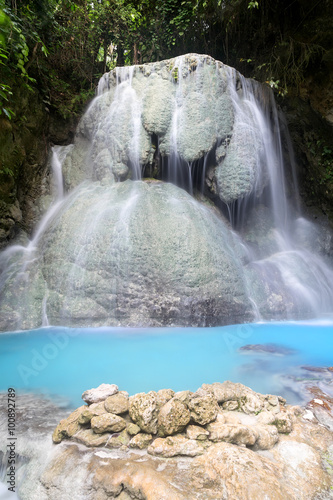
[281,95,333,222]
[0,83,76,248]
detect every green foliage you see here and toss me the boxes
[0,0,331,123]
[0,165,14,177]
[306,138,333,187]
[248,1,258,9]
[323,451,333,475]
[171,66,178,81]
[0,82,14,119]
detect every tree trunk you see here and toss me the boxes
[133,42,138,65]
[117,44,124,66]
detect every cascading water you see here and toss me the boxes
[0,53,333,332]
[223,71,333,318]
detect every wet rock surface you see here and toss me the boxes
[1,381,333,499]
[1,54,333,331]
[0,180,252,330]
[13,381,326,499]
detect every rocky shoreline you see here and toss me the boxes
[46,381,333,499]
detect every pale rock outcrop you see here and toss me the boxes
[82,383,118,404]
[29,181,251,329]
[4,386,333,500]
[1,55,268,332]
[273,411,294,433]
[202,381,284,414]
[174,390,192,405]
[188,390,219,425]
[186,424,209,441]
[105,429,130,448]
[158,398,191,436]
[72,428,110,447]
[104,393,129,415]
[207,421,257,446]
[257,410,277,425]
[91,413,126,434]
[129,391,159,434]
[129,433,153,449]
[78,401,107,424]
[306,387,333,431]
[126,423,141,436]
[251,424,279,450]
[52,406,86,444]
[156,388,175,407]
[148,434,207,457]
[222,400,239,411]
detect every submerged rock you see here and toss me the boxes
[239,343,297,356]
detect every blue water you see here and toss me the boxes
[0,319,332,408]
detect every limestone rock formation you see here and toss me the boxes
[129,433,153,449]
[129,391,159,434]
[78,401,108,424]
[1,54,333,330]
[82,383,119,404]
[73,428,110,447]
[2,382,333,499]
[186,424,209,440]
[158,398,191,436]
[46,382,333,498]
[91,413,126,434]
[105,429,130,449]
[148,434,206,457]
[52,405,86,444]
[104,393,129,415]
[188,390,219,425]
[0,180,252,330]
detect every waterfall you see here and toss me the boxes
[0,53,333,331]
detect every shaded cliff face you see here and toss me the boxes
[0,81,77,249]
[281,95,333,222]
[0,86,47,247]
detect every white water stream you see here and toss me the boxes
[0,54,333,330]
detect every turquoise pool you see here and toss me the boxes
[0,319,332,407]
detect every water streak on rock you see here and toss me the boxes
[0,53,333,330]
